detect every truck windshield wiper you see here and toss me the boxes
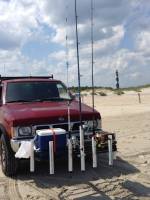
[6,100,34,103]
[7,97,73,103]
[33,97,72,102]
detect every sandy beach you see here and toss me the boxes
[0,88,150,200]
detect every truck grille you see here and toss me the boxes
[35,122,81,132]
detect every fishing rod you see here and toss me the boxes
[75,0,82,126]
[75,0,85,171]
[65,15,69,89]
[91,0,97,168]
[65,4,73,172]
[91,0,95,134]
[65,16,71,137]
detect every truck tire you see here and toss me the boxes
[0,134,18,176]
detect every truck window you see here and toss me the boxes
[57,83,69,99]
[6,81,71,103]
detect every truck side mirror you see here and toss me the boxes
[68,91,75,100]
[70,93,76,101]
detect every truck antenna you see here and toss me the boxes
[91,0,95,134]
[75,0,82,126]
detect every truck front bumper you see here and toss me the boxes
[10,131,117,160]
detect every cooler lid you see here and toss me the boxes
[36,128,66,136]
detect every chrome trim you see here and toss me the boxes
[10,139,21,152]
[33,121,80,127]
[33,121,82,132]
[10,139,32,153]
[12,119,101,139]
[33,120,100,130]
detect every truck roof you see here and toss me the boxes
[0,75,60,84]
[2,78,60,84]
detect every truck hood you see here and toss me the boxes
[3,100,100,126]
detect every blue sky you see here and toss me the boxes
[22,24,63,60]
[0,0,150,87]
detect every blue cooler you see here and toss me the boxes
[35,128,67,159]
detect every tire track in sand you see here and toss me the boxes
[8,177,22,200]
[0,178,10,200]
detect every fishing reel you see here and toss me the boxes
[94,131,117,151]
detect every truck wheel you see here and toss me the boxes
[0,134,18,176]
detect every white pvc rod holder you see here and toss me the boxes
[113,133,117,160]
[30,140,35,172]
[49,141,54,175]
[80,126,85,171]
[92,136,97,168]
[68,138,73,172]
[108,135,113,166]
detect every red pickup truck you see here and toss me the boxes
[0,76,116,176]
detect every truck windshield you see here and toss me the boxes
[6,81,72,103]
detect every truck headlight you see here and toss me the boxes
[84,119,101,131]
[18,126,32,136]
[97,119,102,129]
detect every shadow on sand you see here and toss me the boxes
[11,155,149,200]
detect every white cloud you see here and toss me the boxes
[0,0,150,87]
[0,0,41,49]
[0,49,28,75]
[136,31,150,52]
